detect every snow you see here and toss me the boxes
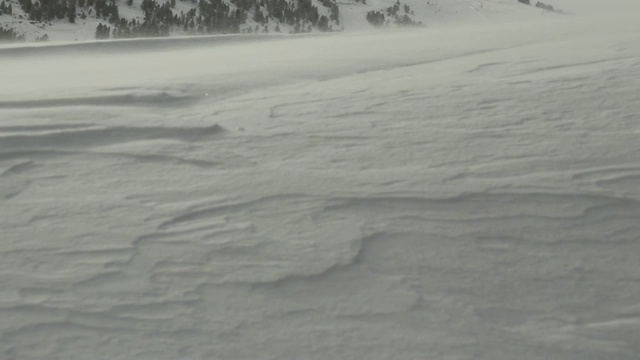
[2,1,640,359]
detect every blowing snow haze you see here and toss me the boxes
[1,0,640,359]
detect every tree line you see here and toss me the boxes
[91,0,340,39]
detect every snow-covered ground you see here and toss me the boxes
[2,1,640,359]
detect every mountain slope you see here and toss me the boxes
[0,0,553,41]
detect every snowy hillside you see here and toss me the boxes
[2,0,640,359]
[0,0,554,41]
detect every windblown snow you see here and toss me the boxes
[1,1,640,359]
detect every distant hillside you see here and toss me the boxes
[0,0,558,42]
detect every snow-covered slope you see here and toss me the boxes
[2,1,640,359]
[1,0,551,42]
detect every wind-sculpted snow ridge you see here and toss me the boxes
[2,2,640,359]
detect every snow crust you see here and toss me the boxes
[2,1,640,359]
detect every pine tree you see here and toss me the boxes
[253,3,263,23]
[68,0,76,22]
[57,0,68,19]
[95,22,110,38]
[108,2,118,23]
[317,14,328,31]
[21,0,33,13]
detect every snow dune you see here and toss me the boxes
[2,1,640,359]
